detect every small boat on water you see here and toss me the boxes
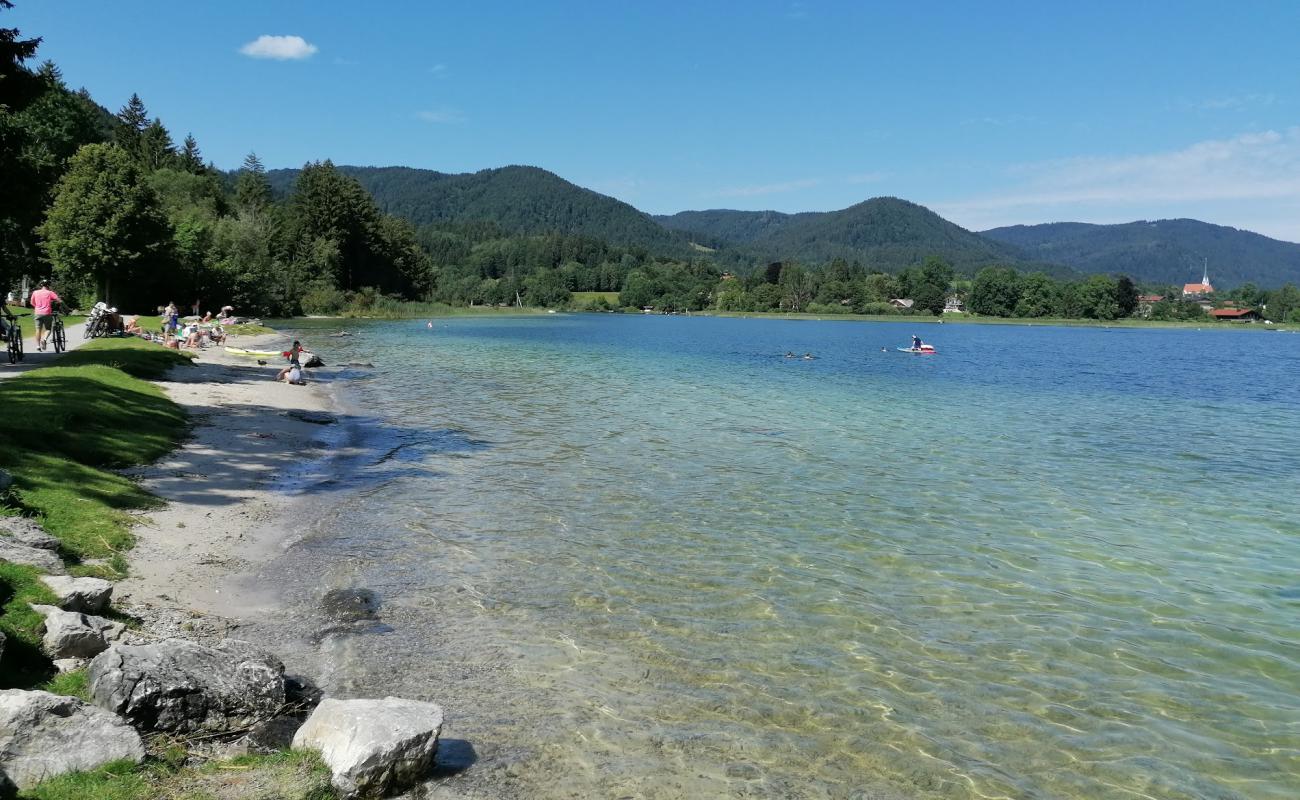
[896,344,937,354]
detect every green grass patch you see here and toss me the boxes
[38,667,89,699]
[19,751,336,800]
[7,314,87,340]
[223,323,275,336]
[54,337,195,380]
[0,561,59,688]
[572,291,620,305]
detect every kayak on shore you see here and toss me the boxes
[225,347,281,357]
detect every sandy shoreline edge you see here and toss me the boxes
[116,333,349,635]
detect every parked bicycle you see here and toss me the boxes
[3,312,22,364]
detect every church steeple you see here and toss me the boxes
[1202,258,1210,288]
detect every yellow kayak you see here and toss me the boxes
[225,347,282,357]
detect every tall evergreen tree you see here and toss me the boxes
[138,117,174,170]
[113,91,148,158]
[0,0,41,110]
[0,0,44,287]
[235,151,272,213]
[177,132,203,173]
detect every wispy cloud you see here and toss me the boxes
[714,178,822,197]
[415,107,466,124]
[934,128,1300,238]
[429,63,448,76]
[239,35,318,60]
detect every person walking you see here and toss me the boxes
[29,280,62,352]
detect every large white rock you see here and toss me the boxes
[0,517,58,550]
[0,538,65,574]
[292,696,444,798]
[39,575,114,614]
[88,638,286,734]
[0,689,144,790]
[31,604,125,659]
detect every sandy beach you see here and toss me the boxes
[115,335,346,628]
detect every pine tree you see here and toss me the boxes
[138,117,174,170]
[0,0,42,111]
[177,132,204,173]
[235,151,272,213]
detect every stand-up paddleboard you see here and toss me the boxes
[897,345,937,354]
[225,347,282,357]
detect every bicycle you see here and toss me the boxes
[50,311,66,354]
[3,313,22,364]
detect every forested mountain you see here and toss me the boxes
[982,220,1300,289]
[660,198,1034,273]
[265,165,686,254]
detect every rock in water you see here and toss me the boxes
[31,605,125,659]
[88,639,286,734]
[292,696,445,798]
[38,575,114,614]
[0,689,144,790]
[320,588,380,621]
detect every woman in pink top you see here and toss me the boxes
[29,280,62,352]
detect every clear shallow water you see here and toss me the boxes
[262,316,1300,799]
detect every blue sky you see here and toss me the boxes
[13,1,1300,240]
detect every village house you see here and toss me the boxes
[889,298,915,310]
[1210,308,1262,322]
[1137,294,1163,318]
[942,295,965,313]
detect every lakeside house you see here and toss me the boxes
[942,295,965,314]
[1210,308,1263,322]
[1137,294,1163,317]
[889,298,915,310]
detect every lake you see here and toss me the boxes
[256,314,1300,799]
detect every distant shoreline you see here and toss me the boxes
[696,310,1286,331]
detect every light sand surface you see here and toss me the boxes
[116,335,346,621]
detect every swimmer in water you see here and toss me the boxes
[785,351,796,358]
[427,321,433,329]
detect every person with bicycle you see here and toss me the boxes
[29,279,64,352]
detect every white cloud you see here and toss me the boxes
[429,64,448,76]
[240,35,318,60]
[933,128,1300,240]
[416,108,466,124]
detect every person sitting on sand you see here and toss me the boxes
[276,340,304,382]
[124,316,143,336]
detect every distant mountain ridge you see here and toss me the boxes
[656,199,1045,274]
[265,164,685,253]
[262,163,1299,287]
[982,219,1300,288]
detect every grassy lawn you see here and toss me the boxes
[572,291,620,305]
[222,322,275,336]
[0,338,191,571]
[18,751,335,800]
[7,313,87,339]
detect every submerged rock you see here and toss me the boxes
[320,588,380,621]
[88,638,286,734]
[31,604,124,659]
[38,575,114,614]
[287,410,337,425]
[292,696,444,798]
[0,689,144,791]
